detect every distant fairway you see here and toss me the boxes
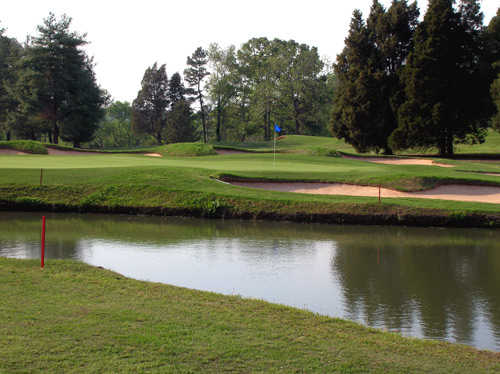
[0,136,499,222]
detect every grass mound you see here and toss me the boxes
[0,140,48,154]
[159,142,217,157]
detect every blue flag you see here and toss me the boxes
[274,124,281,133]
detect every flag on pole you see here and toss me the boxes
[274,124,281,133]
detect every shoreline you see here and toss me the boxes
[1,191,499,228]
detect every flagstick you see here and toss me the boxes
[273,130,276,167]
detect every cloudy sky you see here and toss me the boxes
[2,0,498,102]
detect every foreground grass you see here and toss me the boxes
[1,258,498,373]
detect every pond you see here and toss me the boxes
[1,211,499,351]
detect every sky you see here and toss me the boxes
[2,0,498,103]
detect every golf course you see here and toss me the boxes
[1,134,499,226]
[1,135,500,372]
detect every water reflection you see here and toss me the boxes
[0,212,499,351]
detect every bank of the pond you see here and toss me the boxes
[0,184,499,228]
[0,258,498,373]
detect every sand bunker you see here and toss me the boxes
[46,148,103,155]
[144,153,162,157]
[343,155,454,168]
[0,149,28,155]
[229,181,500,204]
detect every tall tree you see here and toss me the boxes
[132,63,169,144]
[392,0,489,155]
[331,10,383,153]
[0,26,23,140]
[23,13,90,144]
[331,1,419,154]
[184,47,209,143]
[207,43,237,142]
[60,57,108,147]
[486,8,500,131]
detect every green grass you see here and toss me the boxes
[0,258,498,373]
[215,129,500,156]
[0,137,499,226]
[0,140,48,154]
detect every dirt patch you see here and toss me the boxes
[343,155,455,168]
[47,148,103,156]
[144,153,162,157]
[228,181,500,204]
[0,149,28,155]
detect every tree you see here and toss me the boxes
[168,72,187,105]
[166,100,195,143]
[273,39,327,135]
[331,10,383,153]
[392,0,490,155]
[0,25,24,140]
[60,57,108,147]
[132,63,169,144]
[21,13,93,144]
[331,1,419,154]
[184,47,209,143]
[486,8,500,131]
[207,43,237,142]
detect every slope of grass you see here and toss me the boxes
[0,140,499,226]
[0,140,48,154]
[0,258,498,373]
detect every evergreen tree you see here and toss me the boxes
[486,8,500,131]
[331,10,385,153]
[0,26,23,140]
[132,63,169,144]
[166,100,195,143]
[184,47,209,143]
[23,13,90,144]
[60,57,108,147]
[392,0,489,156]
[168,72,186,105]
[331,1,419,154]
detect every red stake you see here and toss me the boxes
[41,216,46,268]
[378,185,381,203]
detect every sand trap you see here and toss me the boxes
[343,155,455,168]
[144,153,162,157]
[0,149,28,155]
[229,181,500,204]
[46,148,103,155]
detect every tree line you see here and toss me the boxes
[129,39,335,146]
[1,4,500,153]
[332,0,500,156]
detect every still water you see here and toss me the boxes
[1,212,499,351]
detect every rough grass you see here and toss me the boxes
[0,258,498,373]
[0,140,48,154]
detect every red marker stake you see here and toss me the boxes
[41,216,46,269]
[378,185,381,203]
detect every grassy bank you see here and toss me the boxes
[1,138,499,227]
[1,258,498,373]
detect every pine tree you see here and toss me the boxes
[168,72,186,105]
[331,2,418,154]
[486,8,500,131]
[392,0,489,156]
[184,47,209,143]
[331,9,385,153]
[0,26,23,140]
[132,63,169,144]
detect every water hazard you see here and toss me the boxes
[1,212,499,351]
